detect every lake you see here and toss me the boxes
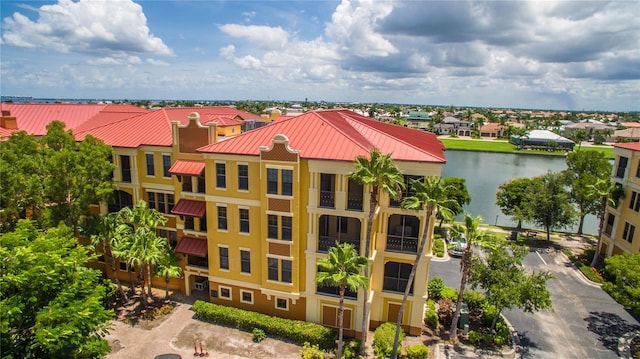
[441,149,598,235]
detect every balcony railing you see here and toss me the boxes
[318,236,360,253]
[317,285,357,299]
[319,191,335,208]
[386,235,419,253]
[347,193,363,211]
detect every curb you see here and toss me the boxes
[558,251,602,288]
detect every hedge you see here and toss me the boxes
[191,300,337,350]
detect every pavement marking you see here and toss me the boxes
[536,250,548,265]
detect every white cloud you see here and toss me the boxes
[1,0,172,55]
[218,24,289,51]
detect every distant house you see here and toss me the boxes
[479,123,506,138]
[563,121,616,140]
[511,130,575,151]
[614,128,640,143]
[405,111,430,130]
[442,116,472,136]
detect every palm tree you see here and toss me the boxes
[316,242,368,359]
[155,250,182,299]
[86,213,129,300]
[349,148,404,354]
[448,214,494,341]
[588,179,616,267]
[119,200,168,304]
[390,177,455,359]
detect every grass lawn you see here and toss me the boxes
[439,137,615,159]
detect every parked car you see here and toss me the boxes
[448,235,467,257]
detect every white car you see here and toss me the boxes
[448,235,467,257]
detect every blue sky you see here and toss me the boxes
[1,0,638,111]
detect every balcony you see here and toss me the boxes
[317,285,357,299]
[318,236,360,253]
[319,190,335,208]
[386,234,418,253]
[347,192,363,211]
[187,255,209,269]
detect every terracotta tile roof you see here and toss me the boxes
[174,236,208,256]
[198,109,446,163]
[480,123,506,132]
[171,199,206,217]
[614,142,640,151]
[169,160,205,176]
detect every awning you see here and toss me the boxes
[175,236,208,257]
[169,160,205,176]
[171,199,206,217]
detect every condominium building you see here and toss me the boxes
[600,142,640,257]
[1,104,447,337]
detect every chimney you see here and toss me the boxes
[0,110,18,129]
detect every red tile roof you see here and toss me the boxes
[174,236,208,256]
[198,109,446,163]
[171,199,206,217]
[169,160,205,176]
[614,142,640,151]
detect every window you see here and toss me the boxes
[338,216,348,233]
[616,156,629,178]
[636,159,640,178]
[219,246,229,270]
[182,176,193,192]
[184,217,195,231]
[239,208,249,233]
[630,191,640,212]
[267,257,292,283]
[216,163,226,188]
[157,229,177,248]
[219,286,231,300]
[268,215,278,239]
[605,213,615,236]
[622,222,636,244]
[146,153,155,176]
[238,164,249,190]
[162,155,171,178]
[217,206,227,230]
[199,215,207,232]
[240,290,253,304]
[282,169,293,195]
[275,298,288,310]
[383,261,413,294]
[240,249,251,274]
[319,173,335,207]
[120,155,131,182]
[391,175,423,207]
[267,168,278,194]
[109,190,133,212]
[147,192,174,214]
[282,216,292,241]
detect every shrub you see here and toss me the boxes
[191,300,336,350]
[462,289,486,313]
[433,239,445,257]
[342,339,361,359]
[437,299,454,327]
[300,342,328,359]
[494,321,510,346]
[424,299,438,329]
[440,286,458,302]
[405,344,429,359]
[468,330,492,345]
[481,303,500,328]
[373,322,403,358]
[252,328,266,343]
[427,277,444,301]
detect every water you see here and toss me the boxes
[441,150,598,235]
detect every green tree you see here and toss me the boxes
[39,121,115,229]
[316,242,368,359]
[563,150,612,235]
[155,250,183,299]
[496,177,533,229]
[448,215,495,341]
[85,213,130,300]
[568,129,589,148]
[0,131,42,231]
[0,220,113,358]
[587,179,617,266]
[525,172,576,240]
[437,177,471,230]
[469,244,553,330]
[117,201,168,304]
[349,148,404,354]
[391,177,456,358]
[602,252,640,314]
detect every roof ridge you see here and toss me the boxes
[75,111,151,136]
[312,110,374,152]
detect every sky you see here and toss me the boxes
[1,0,639,111]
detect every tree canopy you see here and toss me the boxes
[602,252,640,315]
[0,122,114,231]
[495,177,533,229]
[0,220,113,359]
[525,172,576,240]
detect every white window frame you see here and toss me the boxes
[275,297,289,311]
[240,289,254,304]
[219,285,232,300]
